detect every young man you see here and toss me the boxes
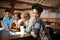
[3,9,12,26]
[30,3,44,40]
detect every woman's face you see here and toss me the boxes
[21,16,28,22]
[14,14,19,20]
[32,9,40,19]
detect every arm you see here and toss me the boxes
[9,20,16,28]
[31,18,41,38]
[9,22,16,28]
[31,23,40,38]
[14,21,24,30]
[31,31,38,38]
[26,17,34,32]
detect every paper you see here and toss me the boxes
[0,28,3,31]
[9,31,27,35]
[10,31,21,35]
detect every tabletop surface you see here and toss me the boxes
[0,30,31,40]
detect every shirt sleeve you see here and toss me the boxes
[33,18,41,35]
[17,19,22,24]
[33,23,40,35]
[3,16,11,26]
[3,16,6,21]
[3,16,8,26]
[26,17,34,32]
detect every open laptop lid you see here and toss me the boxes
[1,21,19,32]
[1,21,9,31]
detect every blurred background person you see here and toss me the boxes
[3,9,12,27]
[15,11,30,30]
[9,12,21,29]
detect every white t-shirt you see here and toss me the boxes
[18,19,29,28]
[13,19,19,26]
[25,20,29,28]
[17,19,23,24]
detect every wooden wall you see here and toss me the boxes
[0,9,60,23]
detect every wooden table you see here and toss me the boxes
[0,30,31,40]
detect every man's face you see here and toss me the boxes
[8,12,12,18]
[5,12,9,16]
[32,9,40,19]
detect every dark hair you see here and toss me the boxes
[14,12,21,19]
[5,9,11,12]
[32,3,43,13]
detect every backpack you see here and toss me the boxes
[39,19,51,40]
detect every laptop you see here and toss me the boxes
[1,21,9,31]
[1,21,19,32]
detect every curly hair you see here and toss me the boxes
[32,3,43,13]
[14,12,21,19]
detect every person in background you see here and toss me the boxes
[30,3,44,40]
[9,12,21,29]
[26,16,35,32]
[14,11,30,30]
[3,9,12,27]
